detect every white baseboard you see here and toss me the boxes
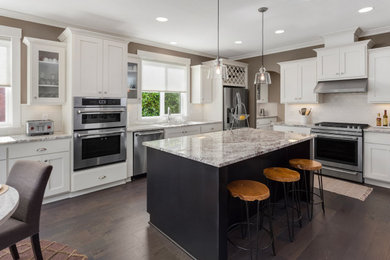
[365,178,390,189]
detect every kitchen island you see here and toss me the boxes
[144,128,314,260]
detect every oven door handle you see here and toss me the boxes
[77,109,126,114]
[76,130,125,138]
[314,134,359,141]
[134,130,164,137]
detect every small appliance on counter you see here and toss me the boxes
[26,120,54,136]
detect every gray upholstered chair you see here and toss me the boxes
[0,160,52,260]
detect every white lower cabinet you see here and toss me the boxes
[200,123,222,133]
[364,132,390,185]
[164,125,201,138]
[256,117,277,129]
[7,139,71,198]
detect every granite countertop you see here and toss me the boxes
[127,121,222,132]
[257,115,278,119]
[273,121,314,128]
[0,132,72,145]
[143,128,315,168]
[364,127,390,133]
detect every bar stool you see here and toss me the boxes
[227,180,276,259]
[263,167,302,242]
[289,159,325,220]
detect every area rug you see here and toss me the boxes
[0,239,88,260]
[314,175,373,201]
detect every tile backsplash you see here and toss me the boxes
[284,93,390,126]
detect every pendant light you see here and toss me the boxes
[254,7,272,85]
[210,0,227,80]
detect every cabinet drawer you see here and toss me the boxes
[72,162,126,191]
[273,125,311,135]
[200,123,222,133]
[257,117,277,126]
[365,132,390,145]
[0,146,6,160]
[8,139,70,159]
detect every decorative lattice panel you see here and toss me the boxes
[223,65,247,87]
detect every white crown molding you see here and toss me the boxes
[229,39,323,61]
[0,8,215,59]
[360,25,390,37]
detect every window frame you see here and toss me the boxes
[137,50,190,122]
[0,25,21,131]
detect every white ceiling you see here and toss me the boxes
[1,0,390,59]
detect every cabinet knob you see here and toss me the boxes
[104,91,107,94]
[98,91,102,94]
[44,160,48,163]
[336,73,339,75]
[36,148,47,152]
[34,96,37,99]
[98,175,106,180]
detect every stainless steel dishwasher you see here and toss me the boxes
[133,129,164,177]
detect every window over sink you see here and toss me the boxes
[138,51,190,120]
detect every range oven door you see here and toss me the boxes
[314,133,362,172]
[74,127,127,171]
[73,107,127,130]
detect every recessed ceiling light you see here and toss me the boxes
[170,41,177,45]
[156,17,168,22]
[358,7,374,13]
[234,40,242,44]
[275,29,285,34]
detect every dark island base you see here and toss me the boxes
[147,140,312,260]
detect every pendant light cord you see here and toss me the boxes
[261,10,264,67]
[217,0,220,65]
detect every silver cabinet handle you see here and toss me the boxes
[76,130,125,138]
[36,148,47,152]
[98,91,102,94]
[134,130,164,137]
[77,109,126,114]
[44,160,48,163]
[104,91,107,94]
[34,96,37,99]
[98,175,106,180]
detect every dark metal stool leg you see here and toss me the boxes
[283,182,293,242]
[245,201,253,260]
[318,169,325,214]
[303,170,311,220]
[291,182,295,240]
[295,181,303,228]
[310,170,314,220]
[9,244,19,260]
[268,199,276,256]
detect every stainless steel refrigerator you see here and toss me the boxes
[223,86,249,130]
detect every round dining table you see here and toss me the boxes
[0,185,19,226]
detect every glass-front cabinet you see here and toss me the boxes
[127,54,141,103]
[23,37,66,105]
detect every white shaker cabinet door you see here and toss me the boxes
[340,44,367,79]
[103,40,127,98]
[40,152,70,197]
[368,47,390,103]
[280,63,299,103]
[364,143,390,183]
[300,58,318,103]
[317,48,340,81]
[73,35,103,97]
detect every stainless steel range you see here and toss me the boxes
[73,97,127,171]
[311,122,369,183]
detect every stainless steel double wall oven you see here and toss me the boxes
[73,97,127,170]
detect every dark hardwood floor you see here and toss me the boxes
[40,178,390,260]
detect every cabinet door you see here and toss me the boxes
[127,56,141,103]
[300,59,318,103]
[340,45,366,79]
[41,152,70,197]
[103,40,127,98]
[317,48,340,80]
[200,66,213,103]
[31,44,66,105]
[281,63,299,103]
[368,49,390,103]
[0,160,6,184]
[364,143,390,182]
[73,35,103,97]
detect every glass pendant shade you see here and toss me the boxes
[209,59,228,80]
[254,66,271,85]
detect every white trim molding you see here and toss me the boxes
[0,25,21,131]
[137,50,191,66]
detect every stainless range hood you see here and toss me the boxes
[314,79,368,94]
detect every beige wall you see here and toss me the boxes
[0,16,212,105]
[240,32,390,127]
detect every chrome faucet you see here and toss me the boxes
[167,107,171,123]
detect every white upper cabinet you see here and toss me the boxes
[315,40,371,81]
[59,28,128,98]
[23,37,66,105]
[191,65,212,104]
[368,47,390,103]
[279,58,318,104]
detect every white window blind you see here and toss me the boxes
[142,61,187,92]
[0,39,10,87]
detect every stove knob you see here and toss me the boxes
[30,126,34,130]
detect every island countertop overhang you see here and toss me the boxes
[143,128,315,168]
